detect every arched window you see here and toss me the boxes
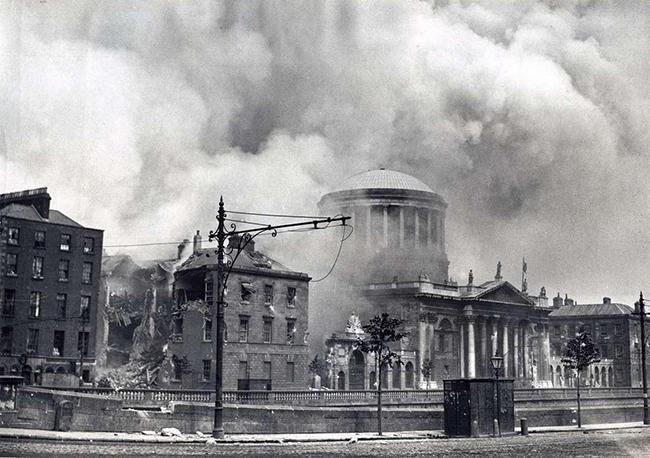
[45,366,54,373]
[405,362,414,388]
[369,371,376,389]
[594,367,600,387]
[438,333,445,352]
[0,364,7,376]
[392,364,401,389]
[10,365,20,375]
[56,366,67,374]
[337,371,346,390]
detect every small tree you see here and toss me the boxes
[561,327,600,428]
[421,358,435,389]
[357,313,409,435]
[308,354,326,388]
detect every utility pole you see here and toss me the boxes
[634,292,649,425]
[209,197,349,438]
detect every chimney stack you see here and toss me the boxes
[603,297,611,304]
[193,230,202,253]
[553,292,563,308]
[177,239,190,260]
[564,294,574,306]
[0,187,51,219]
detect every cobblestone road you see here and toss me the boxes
[0,429,648,457]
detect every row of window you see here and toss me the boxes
[2,289,91,320]
[8,228,95,253]
[5,253,93,283]
[178,359,296,384]
[552,342,626,359]
[0,326,90,357]
[175,315,298,345]
[239,282,297,307]
[553,323,623,338]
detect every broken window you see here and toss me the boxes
[29,292,41,318]
[286,320,296,345]
[6,254,17,276]
[202,360,211,381]
[32,256,44,279]
[240,282,254,302]
[8,228,19,245]
[27,329,39,354]
[56,294,67,319]
[80,296,91,321]
[60,234,71,251]
[0,327,12,355]
[82,262,93,284]
[203,314,212,341]
[77,331,89,357]
[239,318,249,342]
[58,259,70,281]
[287,287,296,307]
[2,289,15,317]
[83,237,95,254]
[53,331,65,357]
[264,285,273,305]
[263,319,273,343]
[34,231,46,248]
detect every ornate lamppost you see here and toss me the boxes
[490,351,504,437]
[208,197,349,438]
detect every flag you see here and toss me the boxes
[522,257,528,274]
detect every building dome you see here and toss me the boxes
[331,169,435,194]
[318,168,450,284]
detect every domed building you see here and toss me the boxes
[318,168,449,283]
[318,169,554,390]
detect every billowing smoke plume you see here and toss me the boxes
[2,1,650,351]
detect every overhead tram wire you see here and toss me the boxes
[227,210,323,219]
[311,221,353,283]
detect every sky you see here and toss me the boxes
[1,0,650,309]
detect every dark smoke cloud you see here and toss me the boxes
[1,1,650,350]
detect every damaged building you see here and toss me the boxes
[163,233,311,390]
[318,169,553,389]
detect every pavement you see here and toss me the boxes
[0,422,649,444]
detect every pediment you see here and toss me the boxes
[474,281,535,306]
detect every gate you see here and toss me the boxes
[349,350,365,390]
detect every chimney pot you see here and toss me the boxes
[193,230,202,253]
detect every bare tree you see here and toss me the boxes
[357,313,409,435]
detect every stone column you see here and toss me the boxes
[480,317,487,377]
[522,324,529,380]
[414,208,420,248]
[383,206,388,247]
[436,213,443,249]
[419,313,427,386]
[440,214,446,249]
[399,207,404,248]
[544,325,551,385]
[513,321,519,379]
[502,319,510,377]
[467,316,476,378]
[459,320,465,378]
[427,210,432,247]
[366,206,372,247]
[428,313,437,383]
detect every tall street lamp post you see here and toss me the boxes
[633,292,649,425]
[490,351,504,437]
[208,197,349,438]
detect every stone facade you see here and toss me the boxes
[0,188,103,384]
[163,236,310,390]
[319,170,552,389]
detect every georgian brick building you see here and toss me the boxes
[163,234,310,390]
[548,296,650,387]
[0,188,103,384]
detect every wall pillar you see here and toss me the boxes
[467,316,476,378]
[523,324,530,380]
[399,207,404,248]
[513,321,519,379]
[544,324,551,385]
[383,205,388,247]
[427,210,432,247]
[502,319,510,377]
[366,206,372,247]
[459,320,465,378]
[414,209,420,248]
[480,317,487,377]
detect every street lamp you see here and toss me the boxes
[490,351,504,437]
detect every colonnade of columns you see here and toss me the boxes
[350,205,445,250]
[457,315,551,383]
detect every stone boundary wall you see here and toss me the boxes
[3,387,647,434]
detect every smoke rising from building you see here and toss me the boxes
[1,1,649,325]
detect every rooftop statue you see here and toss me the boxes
[346,311,363,334]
